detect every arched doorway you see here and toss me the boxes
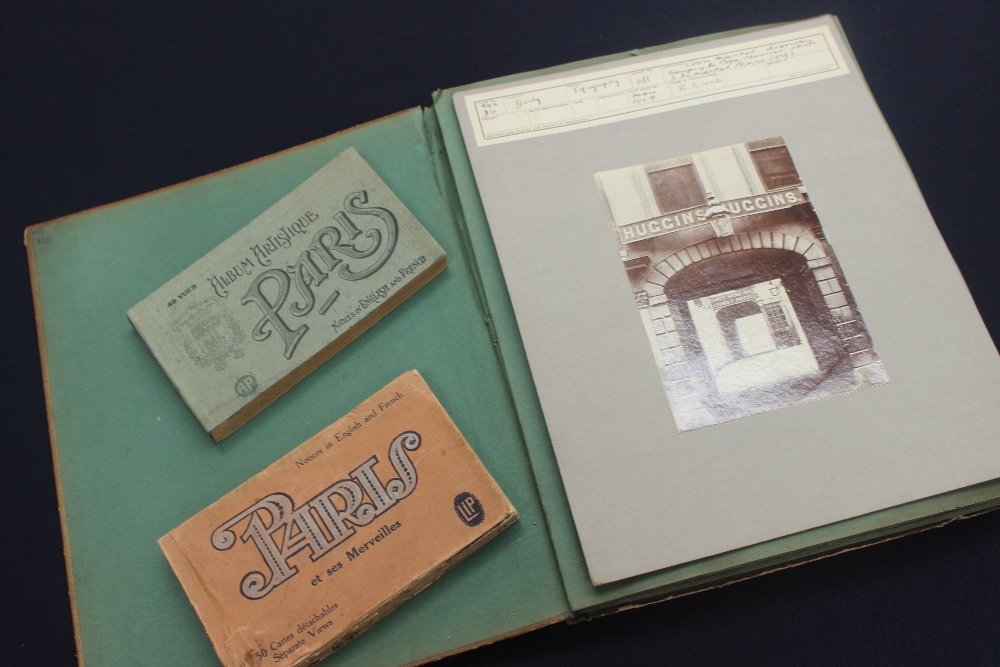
[655,247,859,425]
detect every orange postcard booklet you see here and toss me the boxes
[159,371,517,667]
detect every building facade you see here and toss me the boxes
[595,137,887,431]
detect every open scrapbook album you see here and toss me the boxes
[26,16,1000,667]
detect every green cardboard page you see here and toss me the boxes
[27,109,570,667]
[431,17,1000,615]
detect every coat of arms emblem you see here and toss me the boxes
[172,298,246,372]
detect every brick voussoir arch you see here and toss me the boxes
[647,232,828,288]
[640,231,870,370]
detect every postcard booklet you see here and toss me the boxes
[127,149,446,441]
[26,15,1000,667]
[159,371,516,667]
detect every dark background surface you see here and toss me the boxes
[3,1,1000,665]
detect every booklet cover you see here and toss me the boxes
[159,371,517,667]
[128,149,446,441]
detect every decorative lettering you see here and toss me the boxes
[242,269,308,360]
[617,187,807,244]
[210,431,422,600]
[238,190,399,360]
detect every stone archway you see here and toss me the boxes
[634,234,881,428]
[650,233,839,310]
[640,232,873,364]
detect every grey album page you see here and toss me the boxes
[455,16,1000,585]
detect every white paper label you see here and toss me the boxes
[462,25,849,147]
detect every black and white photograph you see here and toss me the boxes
[596,138,888,431]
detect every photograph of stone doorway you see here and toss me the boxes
[595,137,888,431]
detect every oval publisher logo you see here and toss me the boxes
[234,374,258,398]
[453,492,484,527]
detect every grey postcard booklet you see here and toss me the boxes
[27,14,1000,667]
[127,148,446,441]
